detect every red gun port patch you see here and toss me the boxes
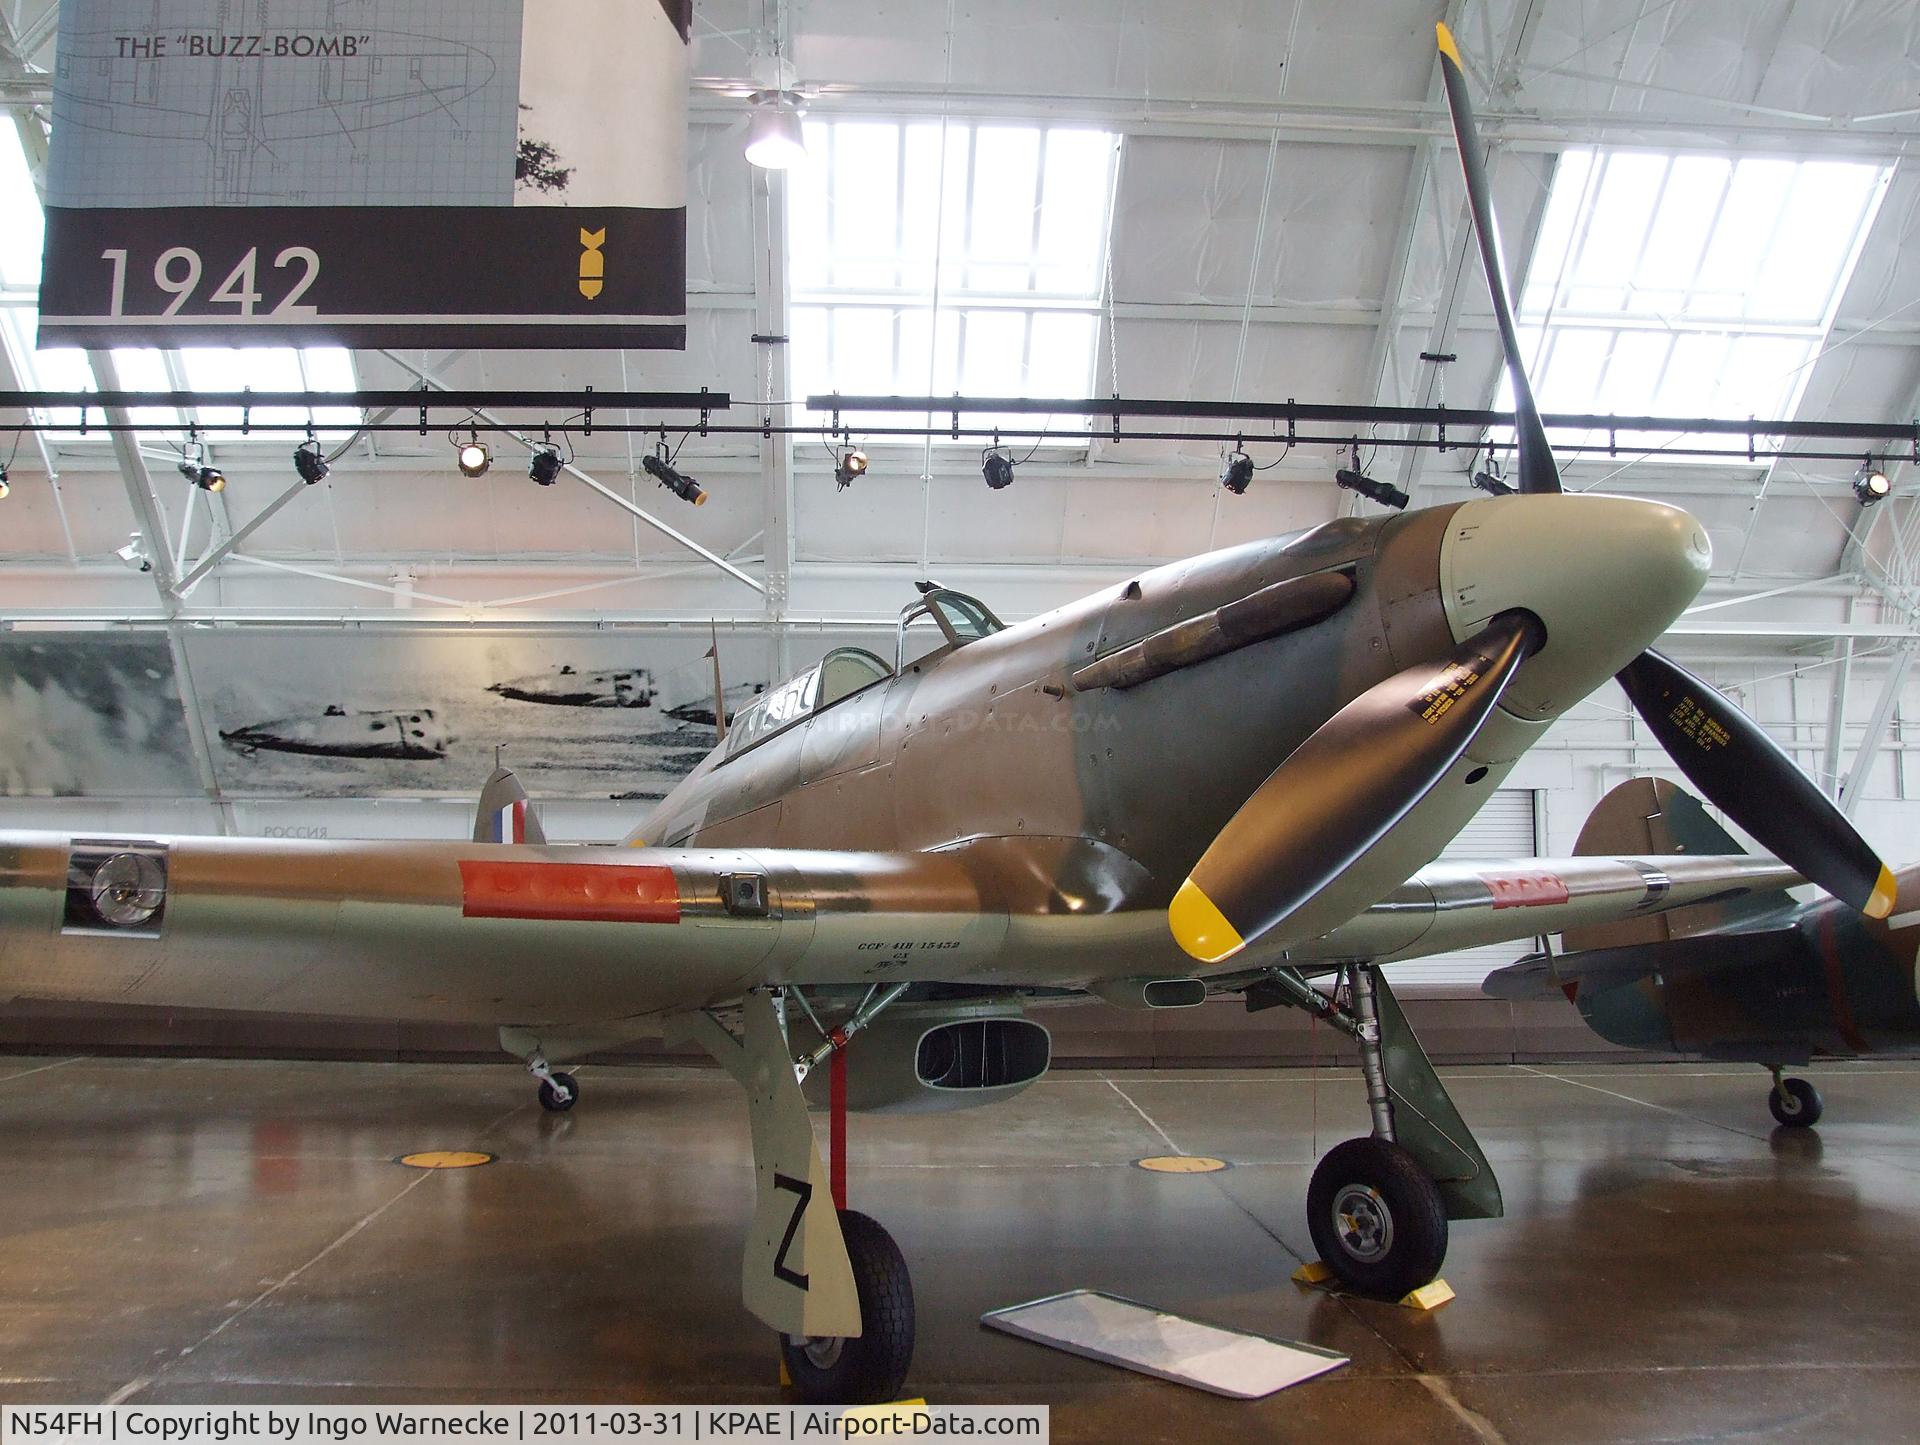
[1483,871,1571,909]
[459,859,681,924]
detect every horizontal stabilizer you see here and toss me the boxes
[1482,951,1555,1001]
[1486,926,1805,1001]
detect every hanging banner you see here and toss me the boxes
[37,1,690,349]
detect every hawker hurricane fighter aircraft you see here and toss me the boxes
[1490,777,1920,1126]
[0,25,1898,1404]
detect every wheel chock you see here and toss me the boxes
[1291,1259,1455,1311]
[839,1402,926,1425]
[1398,1279,1455,1311]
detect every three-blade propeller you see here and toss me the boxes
[1434,19,1894,921]
[1170,613,1543,963]
[1168,26,1896,962]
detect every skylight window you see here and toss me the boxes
[1506,149,1890,451]
[788,119,1119,431]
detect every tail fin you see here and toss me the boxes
[1563,776,1790,951]
[474,764,547,845]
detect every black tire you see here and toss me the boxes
[781,1210,915,1405]
[1307,1136,1448,1300]
[538,1071,579,1112]
[1769,1076,1823,1128]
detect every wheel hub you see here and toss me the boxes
[1331,1182,1395,1263]
[794,1335,844,1369]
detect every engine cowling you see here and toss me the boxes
[801,1003,1051,1114]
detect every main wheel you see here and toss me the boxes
[1769,1075,1822,1127]
[780,1210,915,1405]
[1307,1136,1448,1300]
[538,1071,579,1112]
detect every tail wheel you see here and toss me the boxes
[781,1210,915,1405]
[1307,1136,1448,1300]
[538,1071,579,1112]
[1769,1076,1823,1128]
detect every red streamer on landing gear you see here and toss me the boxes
[829,1034,848,1210]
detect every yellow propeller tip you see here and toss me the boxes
[1436,20,1462,65]
[1867,865,1898,920]
[1169,879,1245,963]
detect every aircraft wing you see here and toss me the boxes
[0,828,1808,1028]
[0,831,1017,1028]
[1292,853,1804,968]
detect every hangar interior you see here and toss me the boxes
[1,0,1919,1435]
[6,0,1920,1049]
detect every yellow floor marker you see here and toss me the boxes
[1135,1155,1229,1174]
[397,1150,494,1170]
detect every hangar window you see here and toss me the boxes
[1505,149,1890,450]
[0,123,359,438]
[788,119,1119,430]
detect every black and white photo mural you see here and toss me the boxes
[0,635,201,797]
[0,629,773,803]
[185,630,770,800]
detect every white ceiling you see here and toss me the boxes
[0,0,1916,645]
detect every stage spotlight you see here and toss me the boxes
[1855,457,1891,506]
[293,439,330,485]
[178,458,226,493]
[643,451,708,506]
[0,461,9,500]
[1470,467,1514,496]
[1220,452,1254,495]
[529,444,565,486]
[745,93,807,169]
[982,451,1015,490]
[116,535,153,573]
[834,448,868,490]
[1335,467,1409,511]
[456,434,492,478]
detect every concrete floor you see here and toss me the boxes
[1,1056,1917,1443]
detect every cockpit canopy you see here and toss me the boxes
[723,586,1005,760]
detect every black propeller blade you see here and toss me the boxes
[1618,650,1896,919]
[1171,612,1543,962]
[1436,22,1560,497]
[1437,23,1895,920]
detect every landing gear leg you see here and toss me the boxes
[527,1054,578,1112]
[1768,1066,1823,1127]
[1304,965,1449,1299]
[670,992,914,1405]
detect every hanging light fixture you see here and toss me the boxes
[745,91,807,169]
[644,450,707,506]
[529,443,565,486]
[834,448,868,490]
[293,436,330,484]
[456,430,492,478]
[1855,456,1891,506]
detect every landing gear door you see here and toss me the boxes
[675,992,861,1338]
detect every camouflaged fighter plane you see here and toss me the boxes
[1489,776,1920,1127]
[0,24,1901,1405]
